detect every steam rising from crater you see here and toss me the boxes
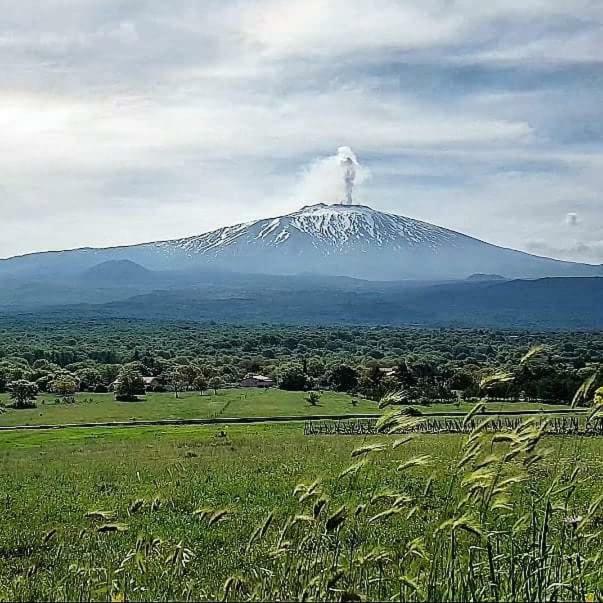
[338,146,357,205]
[296,146,370,205]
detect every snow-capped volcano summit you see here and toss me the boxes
[153,203,462,257]
[1,203,601,281]
[138,203,597,279]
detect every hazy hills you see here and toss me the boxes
[3,265,601,330]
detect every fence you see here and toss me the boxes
[304,415,603,436]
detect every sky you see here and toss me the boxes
[1,1,602,263]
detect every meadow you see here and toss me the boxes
[0,389,373,427]
[0,388,576,428]
[1,324,601,601]
[2,414,603,601]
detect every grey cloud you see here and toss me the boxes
[526,240,603,264]
[0,1,602,262]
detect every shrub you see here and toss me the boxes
[328,364,359,392]
[305,391,321,406]
[7,380,38,409]
[114,368,145,401]
[279,366,308,391]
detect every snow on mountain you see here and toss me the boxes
[137,203,598,280]
[150,203,463,257]
[1,204,601,281]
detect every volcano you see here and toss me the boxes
[1,204,600,281]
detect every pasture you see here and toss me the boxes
[0,388,575,428]
[0,389,374,427]
[1,417,602,601]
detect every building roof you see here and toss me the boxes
[111,375,159,386]
[243,374,273,381]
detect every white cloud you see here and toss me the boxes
[237,0,603,63]
[0,86,533,173]
[0,0,602,263]
[237,0,463,57]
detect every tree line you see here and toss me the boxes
[0,319,600,408]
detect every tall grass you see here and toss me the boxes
[223,365,603,602]
[1,364,601,601]
[227,411,603,601]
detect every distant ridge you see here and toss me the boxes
[467,273,507,281]
[81,260,154,284]
[8,275,602,330]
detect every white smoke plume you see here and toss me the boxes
[296,146,370,205]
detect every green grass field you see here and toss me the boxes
[1,421,602,601]
[0,388,576,427]
[0,389,376,427]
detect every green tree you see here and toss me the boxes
[328,365,359,392]
[167,367,187,399]
[8,380,38,409]
[307,357,326,378]
[208,376,224,395]
[75,367,102,391]
[306,391,321,406]
[194,375,209,395]
[279,366,308,391]
[449,370,476,392]
[0,368,7,394]
[50,374,78,400]
[98,364,121,386]
[114,368,145,401]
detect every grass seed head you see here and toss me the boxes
[325,505,347,532]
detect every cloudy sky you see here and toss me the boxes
[1,1,602,262]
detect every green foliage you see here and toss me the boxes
[7,379,38,409]
[305,391,321,406]
[114,368,145,401]
[166,367,188,398]
[1,419,603,600]
[208,376,224,394]
[49,374,78,398]
[0,319,601,599]
[278,365,308,391]
[75,367,102,391]
[0,319,600,407]
[193,375,208,393]
[328,364,359,392]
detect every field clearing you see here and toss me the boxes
[0,389,374,427]
[1,423,602,600]
[0,389,578,427]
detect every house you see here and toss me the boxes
[379,367,396,378]
[240,374,274,388]
[142,376,161,389]
[110,376,161,391]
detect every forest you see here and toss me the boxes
[1,317,601,406]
